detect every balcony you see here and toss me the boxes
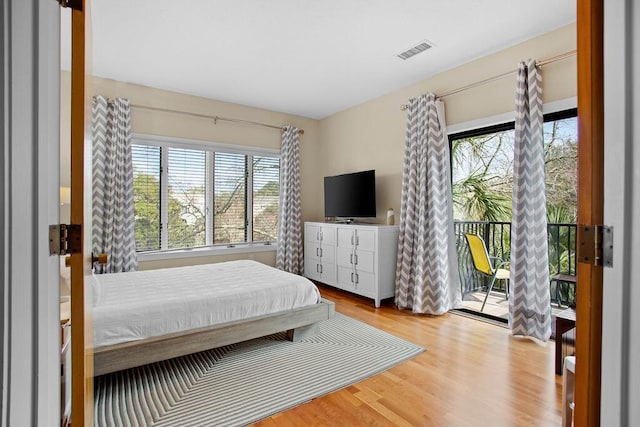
[455,221,577,320]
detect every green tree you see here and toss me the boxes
[167,184,205,249]
[255,181,279,196]
[544,120,578,221]
[133,172,161,251]
[451,118,578,222]
[133,172,205,250]
[451,131,513,221]
[133,155,280,250]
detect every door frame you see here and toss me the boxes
[69,0,95,425]
[575,0,604,425]
[1,0,622,424]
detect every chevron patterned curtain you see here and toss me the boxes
[275,126,304,274]
[509,61,551,341]
[92,95,138,273]
[395,93,462,314]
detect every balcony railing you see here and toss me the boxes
[454,221,577,308]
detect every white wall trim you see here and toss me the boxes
[446,96,577,135]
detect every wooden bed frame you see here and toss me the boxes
[93,298,335,376]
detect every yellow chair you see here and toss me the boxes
[464,233,510,312]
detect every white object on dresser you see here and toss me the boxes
[304,222,399,307]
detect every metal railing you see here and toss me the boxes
[454,221,577,307]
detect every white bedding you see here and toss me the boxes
[92,260,321,347]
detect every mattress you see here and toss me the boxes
[92,260,321,347]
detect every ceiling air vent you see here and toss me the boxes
[396,40,433,60]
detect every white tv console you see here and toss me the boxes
[304,221,399,308]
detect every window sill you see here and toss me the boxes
[137,243,277,262]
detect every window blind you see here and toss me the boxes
[252,156,280,242]
[166,147,207,249]
[131,144,161,251]
[131,136,280,253]
[214,153,247,244]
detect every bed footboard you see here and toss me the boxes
[93,298,335,376]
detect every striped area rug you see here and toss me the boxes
[94,313,424,426]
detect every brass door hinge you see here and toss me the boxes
[49,224,82,256]
[578,224,613,268]
[57,0,82,11]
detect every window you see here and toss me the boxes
[132,144,161,251]
[131,136,280,253]
[166,147,207,249]
[252,156,280,242]
[450,109,578,316]
[450,109,578,223]
[214,152,247,244]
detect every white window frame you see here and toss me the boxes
[131,134,280,261]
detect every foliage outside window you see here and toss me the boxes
[131,138,280,252]
[451,114,578,223]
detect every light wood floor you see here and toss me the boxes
[253,285,563,427]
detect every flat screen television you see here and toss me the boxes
[324,170,376,219]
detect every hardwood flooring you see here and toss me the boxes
[253,285,563,427]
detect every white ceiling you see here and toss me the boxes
[61,0,575,119]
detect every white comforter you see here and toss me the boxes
[92,260,321,347]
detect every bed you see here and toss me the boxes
[91,260,335,376]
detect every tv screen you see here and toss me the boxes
[324,170,376,218]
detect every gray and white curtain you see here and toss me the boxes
[509,61,551,341]
[92,95,138,273]
[395,93,462,314]
[276,126,304,274]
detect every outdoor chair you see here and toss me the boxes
[464,233,510,312]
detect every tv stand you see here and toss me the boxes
[304,222,399,308]
[326,218,376,225]
[336,218,355,224]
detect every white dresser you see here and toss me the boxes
[304,221,399,307]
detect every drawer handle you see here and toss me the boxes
[316,264,319,273]
[350,234,354,245]
[355,235,359,246]
[319,248,323,258]
[355,273,359,284]
[316,247,319,257]
[350,253,353,264]
[351,272,354,283]
[319,264,323,274]
[354,254,358,265]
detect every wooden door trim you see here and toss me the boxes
[70,0,94,425]
[575,0,604,425]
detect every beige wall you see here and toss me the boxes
[62,24,576,270]
[317,23,576,224]
[60,73,321,268]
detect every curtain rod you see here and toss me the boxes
[400,50,576,111]
[93,98,304,135]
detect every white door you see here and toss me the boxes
[601,0,640,424]
[2,1,61,424]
